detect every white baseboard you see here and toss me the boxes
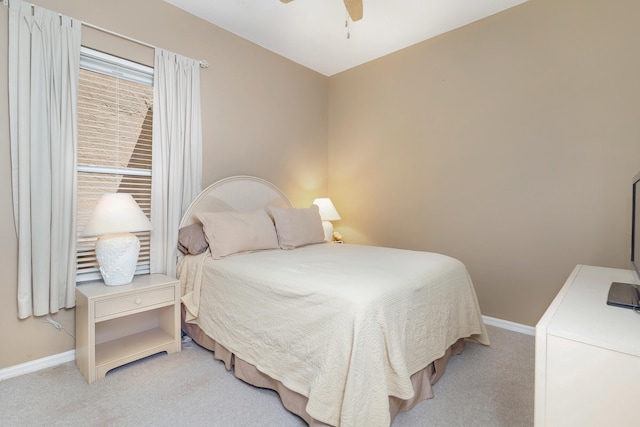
[483,315,535,336]
[0,316,532,381]
[0,349,75,382]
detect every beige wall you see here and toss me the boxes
[328,0,640,326]
[0,0,328,369]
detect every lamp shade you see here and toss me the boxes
[81,193,151,237]
[312,198,341,221]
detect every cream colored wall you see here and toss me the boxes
[328,0,640,326]
[0,0,328,369]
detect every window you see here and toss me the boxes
[76,47,154,283]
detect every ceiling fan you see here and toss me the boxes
[280,0,363,22]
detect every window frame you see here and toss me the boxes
[76,47,154,283]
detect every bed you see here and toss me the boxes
[176,176,489,426]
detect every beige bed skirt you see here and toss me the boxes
[182,306,465,426]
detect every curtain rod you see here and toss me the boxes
[83,21,155,49]
[2,0,209,69]
[82,21,209,69]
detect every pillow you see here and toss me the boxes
[196,209,279,259]
[271,205,325,249]
[177,223,209,255]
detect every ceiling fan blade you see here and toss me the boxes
[344,0,363,21]
[280,0,362,21]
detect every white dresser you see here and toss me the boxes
[535,265,640,426]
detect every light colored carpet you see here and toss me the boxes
[0,325,533,426]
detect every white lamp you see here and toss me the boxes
[81,193,152,286]
[313,198,341,242]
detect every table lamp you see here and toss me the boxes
[81,193,152,286]
[312,198,341,242]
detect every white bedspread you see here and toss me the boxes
[179,243,489,426]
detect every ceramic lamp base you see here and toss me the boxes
[321,221,333,242]
[95,232,140,286]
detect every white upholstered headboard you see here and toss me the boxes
[179,175,293,228]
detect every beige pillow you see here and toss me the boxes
[197,209,279,259]
[271,205,325,249]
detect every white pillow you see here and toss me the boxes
[271,205,325,249]
[197,209,278,259]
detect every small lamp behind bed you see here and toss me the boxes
[312,198,341,242]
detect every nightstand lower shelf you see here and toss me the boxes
[95,328,177,380]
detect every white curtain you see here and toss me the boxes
[8,0,81,318]
[151,49,202,277]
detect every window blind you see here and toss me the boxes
[76,47,154,283]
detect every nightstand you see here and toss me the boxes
[75,274,181,384]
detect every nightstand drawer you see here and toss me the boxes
[94,287,175,319]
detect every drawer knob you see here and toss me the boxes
[135,297,142,305]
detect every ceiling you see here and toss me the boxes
[164,0,528,76]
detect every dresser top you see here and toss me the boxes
[539,265,640,357]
